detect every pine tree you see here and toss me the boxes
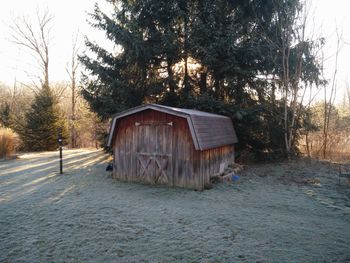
[81,0,324,157]
[0,103,12,128]
[21,86,68,151]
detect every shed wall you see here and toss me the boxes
[113,109,235,190]
[113,109,200,189]
[198,145,235,189]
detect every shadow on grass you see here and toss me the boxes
[0,150,110,203]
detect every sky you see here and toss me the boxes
[0,0,111,86]
[0,0,350,103]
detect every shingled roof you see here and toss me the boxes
[106,104,238,150]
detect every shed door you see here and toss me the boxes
[136,122,173,185]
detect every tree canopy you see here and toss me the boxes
[80,0,324,158]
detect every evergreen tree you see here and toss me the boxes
[80,0,323,158]
[21,86,68,151]
[0,103,12,128]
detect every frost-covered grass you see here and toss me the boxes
[0,150,349,262]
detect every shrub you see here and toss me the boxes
[0,128,19,159]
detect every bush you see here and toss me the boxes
[0,128,19,159]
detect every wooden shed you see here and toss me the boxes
[107,104,238,190]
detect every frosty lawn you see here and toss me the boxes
[0,149,349,262]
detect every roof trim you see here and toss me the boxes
[186,116,200,150]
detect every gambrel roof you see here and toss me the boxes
[107,104,238,150]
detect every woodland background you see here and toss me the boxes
[1,0,350,162]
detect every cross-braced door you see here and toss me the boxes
[136,121,173,185]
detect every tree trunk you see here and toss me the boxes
[305,132,310,158]
[182,1,190,98]
[166,57,176,94]
[71,74,77,148]
[199,72,207,94]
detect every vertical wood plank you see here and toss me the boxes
[111,108,236,190]
[172,117,178,187]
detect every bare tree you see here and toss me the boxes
[322,27,342,158]
[346,82,350,110]
[270,0,316,156]
[66,32,80,148]
[252,0,324,157]
[10,9,53,91]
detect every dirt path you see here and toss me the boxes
[0,150,349,262]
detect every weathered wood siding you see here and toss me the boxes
[198,145,235,189]
[113,109,235,190]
